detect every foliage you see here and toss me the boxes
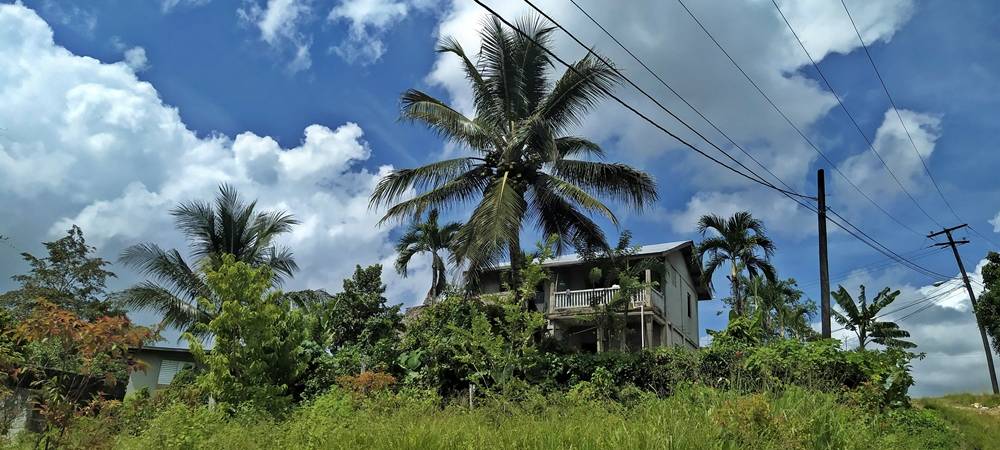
[119,184,299,334]
[696,211,777,316]
[10,300,154,449]
[0,225,120,321]
[978,251,1000,355]
[394,208,461,302]
[98,385,963,450]
[576,231,658,351]
[185,256,307,415]
[335,372,397,397]
[741,276,816,340]
[298,265,404,398]
[832,285,916,350]
[369,15,657,287]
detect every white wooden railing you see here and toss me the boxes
[553,286,663,310]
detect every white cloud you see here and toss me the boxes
[123,46,150,72]
[424,0,916,240]
[160,0,211,14]
[837,109,941,204]
[239,0,313,72]
[828,259,996,396]
[0,4,431,321]
[328,0,434,65]
[990,211,1000,232]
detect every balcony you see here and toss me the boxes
[552,286,663,313]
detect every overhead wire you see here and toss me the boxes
[771,0,945,231]
[471,0,950,284]
[673,0,925,237]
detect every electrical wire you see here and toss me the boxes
[772,0,945,231]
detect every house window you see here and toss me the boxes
[157,360,195,385]
[687,293,692,318]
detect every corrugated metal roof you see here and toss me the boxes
[495,240,693,269]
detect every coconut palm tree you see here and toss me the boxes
[832,285,915,351]
[744,276,814,339]
[119,184,299,333]
[696,211,776,316]
[368,16,657,293]
[394,209,461,302]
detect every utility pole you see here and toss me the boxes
[817,169,831,338]
[930,224,999,394]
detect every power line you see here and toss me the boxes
[472,0,948,283]
[771,0,944,231]
[548,0,948,280]
[673,0,924,237]
[837,2,1000,250]
[517,0,813,201]
[562,0,801,197]
[833,283,964,335]
[797,246,945,290]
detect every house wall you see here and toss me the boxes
[664,252,699,348]
[126,350,197,396]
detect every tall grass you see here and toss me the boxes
[102,386,961,450]
[917,393,1000,450]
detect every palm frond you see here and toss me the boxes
[551,160,657,210]
[369,158,481,210]
[534,52,620,134]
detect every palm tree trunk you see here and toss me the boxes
[731,261,741,316]
[508,236,524,305]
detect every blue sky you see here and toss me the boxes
[2,0,1000,396]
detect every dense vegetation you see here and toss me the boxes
[2,13,997,450]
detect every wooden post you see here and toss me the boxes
[818,169,831,338]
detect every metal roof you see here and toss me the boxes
[495,240,693,269]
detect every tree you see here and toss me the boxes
[743,276,815,340]
[394,209,461,302]
[978,251,1000,354]
[832,285,915,351]
[13,300,154,448]
[696,211,776,316]
[296,265,404,397]
[186,256,307,414]
[0,226,119,321]
[369,16,657,292]
[119,184,299,333]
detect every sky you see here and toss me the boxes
[1,0,999,397]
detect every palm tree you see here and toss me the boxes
[395,209,461,302]
[368,16,657,293]
[696,211,776,316]
[832,285,916,350]
[119,184,299,333]
[744,276,814,339]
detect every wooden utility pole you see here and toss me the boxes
[929,224,999,394]
[817,169,831,338]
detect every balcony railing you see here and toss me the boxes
[552,286,663,311]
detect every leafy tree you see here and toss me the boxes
[832,285,915,351]
[696,211,776,316]
[743,276,815,340]
[369,16,657,291]
[296,265,404,397]
[394,209,461,302]
[185,255,307,414]
[13,300,154,448]
[977,251,1000,354]
[1,226,119,321]
[120,184,299,333]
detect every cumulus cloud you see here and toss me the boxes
[0,4,431,325]
[327,0,438,64]
[239,0,313,72]
[122,46,150,72]
[829,259,997,396]
[837,109,941,205]
[990,211,1000,232]
[424,0,916,239]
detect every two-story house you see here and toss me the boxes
[476,241,710,352]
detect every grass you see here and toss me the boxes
[101,386,960,450]
[917,393,1000,450]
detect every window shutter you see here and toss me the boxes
[158,360,180,385]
